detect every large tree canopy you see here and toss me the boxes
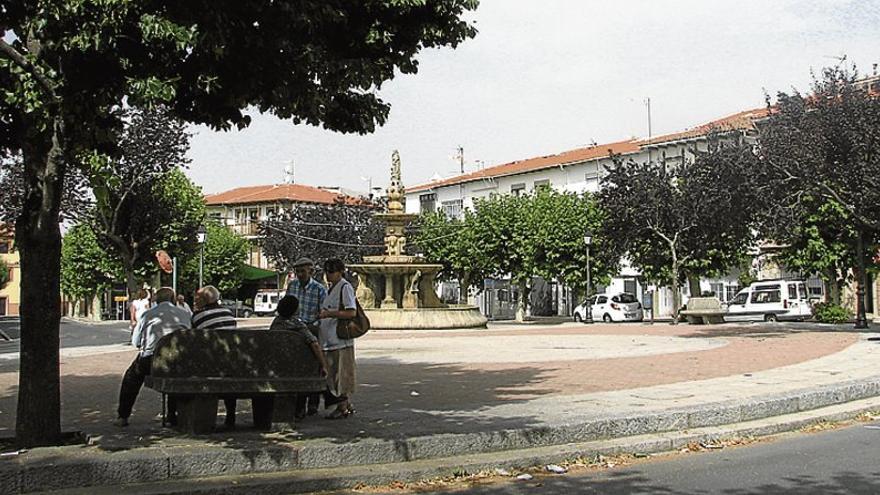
[754,65,880,327]
[260,200,384,271]
[598,136,758,322]
[0,0,478,446]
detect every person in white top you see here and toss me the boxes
[114,287,191,427]
[317,258,358,419]
[129,288,150,334]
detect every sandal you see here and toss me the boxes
[325,408,351,420]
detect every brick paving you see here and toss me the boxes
[0,321,859,442]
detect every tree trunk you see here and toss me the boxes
[687,273,701,298]
[823,266,840,304]
[122,253,139,298]
[459,271,471,305]
[854,230,869,329]
[515,279,528,322]
[15,117,65,447]
[670,260,680,326]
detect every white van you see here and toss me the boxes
[253,289,285,316]
[725,279,812,322]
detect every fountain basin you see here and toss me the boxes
[364,305,488,330]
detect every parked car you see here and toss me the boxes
[723,279,812,322]
[253,289,285,316]
[574,292,643,323]
[219,300,254,318]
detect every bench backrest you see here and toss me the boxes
[686,297,722,312]
[151,328,320,379]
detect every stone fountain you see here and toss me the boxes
[349,151,487,329]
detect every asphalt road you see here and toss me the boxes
[0,318,131,371]
[388,422,880,495]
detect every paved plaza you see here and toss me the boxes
[1,320,879,493]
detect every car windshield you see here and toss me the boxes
[613,293,638,303]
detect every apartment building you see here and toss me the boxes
[0,226,20,316]
[404,107,805,319]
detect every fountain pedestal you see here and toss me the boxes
[349,151,487,330]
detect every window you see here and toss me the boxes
[584,163,600,188]
[533,179,550,190]
[0,242,8,254]
[750,290,781,304]
[624,279,637,296]
[788,284,798,300]
[614,293,637,303]
[725,285,740,302]
[419,193,436,213]
[798,283,808,300]
[441,199,463,219]
[710,283,724,299]
[596,295,608,304]
[510,183,526,196]
[730,292,748,305]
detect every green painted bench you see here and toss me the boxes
[144,328,326,433]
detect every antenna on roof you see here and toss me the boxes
[283,160,294,184]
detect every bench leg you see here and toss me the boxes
[252,396,275,431]
[272,394,298,423]
[175,395,218,434]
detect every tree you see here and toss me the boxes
[412,209,489,303]
[525,188,619,301]
[598,137,758,323]
[260,201,384,271]
[0,258,8,291]
[773,199,856,305]
[60,223,119,315]
[1,0,477,446]
[755,65,880,328]
[179,222,248,298]
[88,107,200,295]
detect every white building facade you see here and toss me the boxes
[404,108,774,319]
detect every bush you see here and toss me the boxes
[812,302,851,324]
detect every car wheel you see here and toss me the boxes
[603,313,613,323]
[764,314,778,322]
[574,313,582,322]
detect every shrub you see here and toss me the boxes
[812,302,851,324]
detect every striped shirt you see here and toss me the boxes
[286,277,327,324]
[191,304,238,330]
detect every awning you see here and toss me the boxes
[241,264,279,281]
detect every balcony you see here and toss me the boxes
[229,222,261,237]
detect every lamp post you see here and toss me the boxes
[197,225,207,288]
[584,230,593,324]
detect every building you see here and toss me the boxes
[0,226,20,316]
[404,106,818,319]
[204,183,366,271]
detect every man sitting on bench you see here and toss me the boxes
[114,287,190,427]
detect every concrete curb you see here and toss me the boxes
[4,376,880,494]
[39,396,880,495]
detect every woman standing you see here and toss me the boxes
[317,258,357,419]
[129,288,150,335]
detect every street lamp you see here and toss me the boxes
[197,225,207,288]
[584,230,593,324]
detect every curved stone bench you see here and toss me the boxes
[145,328,326,433]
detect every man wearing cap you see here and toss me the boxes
[286,257,328,417]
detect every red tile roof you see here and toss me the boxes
[641,107,771,146]
[409,107,772,193]
[204,184,368,206]
[408,139,642,193]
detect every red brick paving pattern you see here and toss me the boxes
[0,324,859,433]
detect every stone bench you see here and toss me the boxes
[680,297,726,325]
[144,328,326,433]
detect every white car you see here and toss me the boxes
[574,292,643,323]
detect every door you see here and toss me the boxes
[725,291,749,322]
[592,295,609,320]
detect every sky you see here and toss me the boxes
[185,0,880,195]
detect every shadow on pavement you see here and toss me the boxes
[0,356,554,453]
